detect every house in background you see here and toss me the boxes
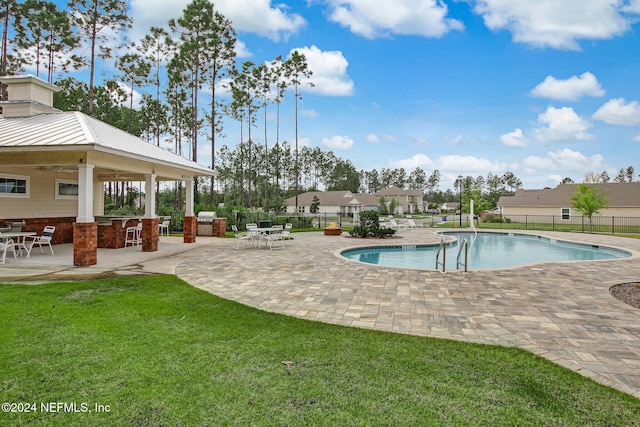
[374,186,426,215]
[0,75,214,266]
[285,191,379,215]
[498,183,640,218]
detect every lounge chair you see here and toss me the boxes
[407,218,421,228]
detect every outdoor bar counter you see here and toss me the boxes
[96,217,140,249]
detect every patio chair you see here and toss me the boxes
[282,223,293,240]
[27,225,55,255]
[125,220,142,247]
[0,236,17,264]
[407,218,421,228]
[10,220,25,232]
[246,223,262,246]
[261,225,284,250]
[232,225,254,249]
[158,216,171,239]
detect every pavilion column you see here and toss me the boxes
[74,162,97,266]
[183,178,196,243]
[142,172,158,252]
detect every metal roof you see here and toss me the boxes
[0,111,214,176]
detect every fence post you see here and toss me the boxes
[612,216,615,235]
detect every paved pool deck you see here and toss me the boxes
[2,229,640,398]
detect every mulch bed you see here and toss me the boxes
[610,283,640,309]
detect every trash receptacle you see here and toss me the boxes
[258,220,272,228]
[442,216,447,222]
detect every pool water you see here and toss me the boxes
[340,232,631,270]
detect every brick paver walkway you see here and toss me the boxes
[176,228,640,398]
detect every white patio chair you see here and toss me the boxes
[261,225,284,250]
[407,218,421,228]
[158,216,171,239]
[27,225,55,255]
[246,223,261,247]
[282,223,293,240]
[125,220,141,247]
[0,236,17,264]
[232,225,254,249]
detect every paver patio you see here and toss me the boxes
[176,228,640,398]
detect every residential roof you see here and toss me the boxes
[286,190,380,207]
[375,185,423,197]
[0,111,214,177]
[498,183,640,207]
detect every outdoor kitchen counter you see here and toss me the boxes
[97,217,140,248]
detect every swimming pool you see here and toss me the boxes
[340,232,631,270]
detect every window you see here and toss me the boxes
[55,179,79,199]
[0,174,29,198]
[297,205,306,214]
[561,207,571,220]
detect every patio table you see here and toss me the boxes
[0,231,37,257]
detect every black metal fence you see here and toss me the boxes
[476,214,640,236]
[103,210,640,237]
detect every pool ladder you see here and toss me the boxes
[435,237,469,272]
[456,238,468,272]
[435,238,447,272]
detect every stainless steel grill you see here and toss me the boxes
[196,211,217,236]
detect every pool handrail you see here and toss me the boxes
[435,238,446,272]
[457,238,469,272]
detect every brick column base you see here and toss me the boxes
[73,222,98,267]
[212,218,227,237]
[184,216,197,243]
[141,218,159,252]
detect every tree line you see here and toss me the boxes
[0,0,528,213]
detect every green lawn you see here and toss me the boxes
[1,276,639,426]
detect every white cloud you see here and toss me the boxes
[500,128,528,147]
[437,155,506,173]
[301,109,319,118]
[522,148,603,174]
[473,0,635,50]
[592,98,640,126]
[235,40,252,58]
[530,72,605,101]
[366,133,381,143]
[129,0,306,42]
[388,153,434,169]
[325,0,463,39]
[289,46,354,96]
[322,135,354,150]
[532,106,595,143]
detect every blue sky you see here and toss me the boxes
[59,0,640,190]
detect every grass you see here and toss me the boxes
[1,275,639,426]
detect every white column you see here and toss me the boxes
[144,172,157,219]
[76,162,94,223]
[185,179,194,216]
[93,180,104,216]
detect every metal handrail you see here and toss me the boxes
[456,238,468,272]
[435,238,446,272]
